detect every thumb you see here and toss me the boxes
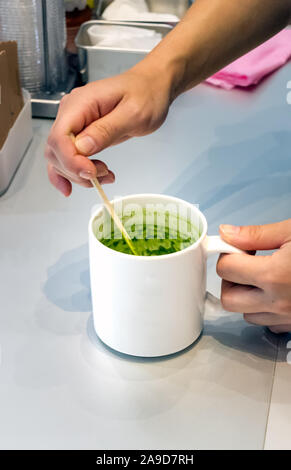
[75,105,129,155]
[219,219,291,251]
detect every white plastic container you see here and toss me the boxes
[87,24,162,50]
[0,89,32,196]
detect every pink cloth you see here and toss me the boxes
[206,29,291,90]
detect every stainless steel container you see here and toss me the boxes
[75,20,173,83]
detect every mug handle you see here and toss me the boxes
[204,235,244,314]
[204,235,243,256]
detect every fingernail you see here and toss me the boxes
[220,224,240,236]
[96,167,109,177]
[79,170,95,180]
[75,136,96,154]
[98,174,115,185]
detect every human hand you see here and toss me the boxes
[216,219,291,333]
[45,65,172,196]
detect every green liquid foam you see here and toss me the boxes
[94,210,201,256]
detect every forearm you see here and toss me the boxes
[136,0,291,100]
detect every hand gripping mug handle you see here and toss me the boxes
[204,235,244,315]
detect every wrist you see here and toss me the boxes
[131,51,187,104]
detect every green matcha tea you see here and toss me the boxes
[94,208,201,256]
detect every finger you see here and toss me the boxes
[217,252,268,288]
[219,220,291,251]
[75,102,131,156]
[48,133,102,180]
[47,163,72,196]
[46,148,92,187]
[53,166,93,188]
[91,159,111,178]
[52,86,98,134]
[98,170,115,185]
[243,312,290,326]
[112,135,131,146]
[46,145,109,183]
[56,166,115,186]
[48,144,115,188]
[44,143,54,161]
[221,280,267,313]
[268,325,291,334]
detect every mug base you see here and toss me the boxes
[94,329,203,359]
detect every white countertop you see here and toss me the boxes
[0,62,291,450]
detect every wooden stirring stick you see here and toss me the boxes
[69,133,138,256]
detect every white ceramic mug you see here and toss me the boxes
[89,194,242,357]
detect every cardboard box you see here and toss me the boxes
[0,41,23,150]
[0,89,32,196]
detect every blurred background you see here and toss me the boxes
[0,0,193,117]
